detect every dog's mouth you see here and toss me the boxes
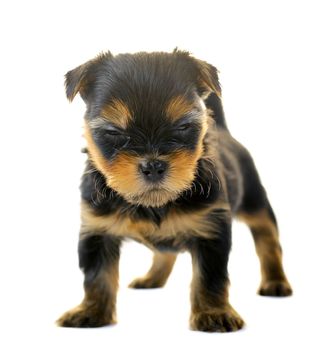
[123,185,181,208]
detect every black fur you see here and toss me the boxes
[205,92,228,129]
[79,234,121,285]
[191,237,230,296]
[81,156,222,223]
[58,50,292,331]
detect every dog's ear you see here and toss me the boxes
[65,51,113,102]
[194,59,222,98]
[65,62,91,102]
[173,49,221,98]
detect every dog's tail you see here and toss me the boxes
[205,92,228,130]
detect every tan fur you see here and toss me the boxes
[104,152,143,195]
[56,253,119,327]
[191,255,229,313]
[84,112,209,208]
[84,122,113,174]
[165,95,196,121]
[190,246,244,332]
[101,99,132,129]
[82,110,229,242]
[129,251,177,288]
[190,306,244,332]
[60,51,294,332]
[81,199,230,245]
[237,209,292,295]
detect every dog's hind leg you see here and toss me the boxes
[236,151,292,296]
[238,204,292,296]
[129,251,177,289]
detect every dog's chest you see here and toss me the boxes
[81,201,217,248]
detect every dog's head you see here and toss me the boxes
[66,50,221,207]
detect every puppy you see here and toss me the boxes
[57,50,292,332]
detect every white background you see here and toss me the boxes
[0,1,330,349]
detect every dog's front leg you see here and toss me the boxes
[189,218,244,332]
[57,233,121,327]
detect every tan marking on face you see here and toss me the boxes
[84,122,142,193]
[156,112,208,195]
[105,152,143,194]
[165,95,196,121]
[85,121,178,207]
[129,111,208,207]
[84,122,111,172]
[84,110,209,208]
[101,99,132,129]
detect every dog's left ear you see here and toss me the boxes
[194,59,222,98]
[173,49,221,98]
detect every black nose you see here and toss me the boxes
[139,160,168,182]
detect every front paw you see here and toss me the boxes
[190,307,244,333]
[258,280,293,297]
[56,304,115,328]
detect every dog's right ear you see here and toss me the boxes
[65,62,91,102]
[65,51,113,102]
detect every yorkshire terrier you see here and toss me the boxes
[57,50,292,332]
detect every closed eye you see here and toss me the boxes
[102,125,123,137]
[100,126,130,147]
[105,129,122,136]
[177,123,192,131]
